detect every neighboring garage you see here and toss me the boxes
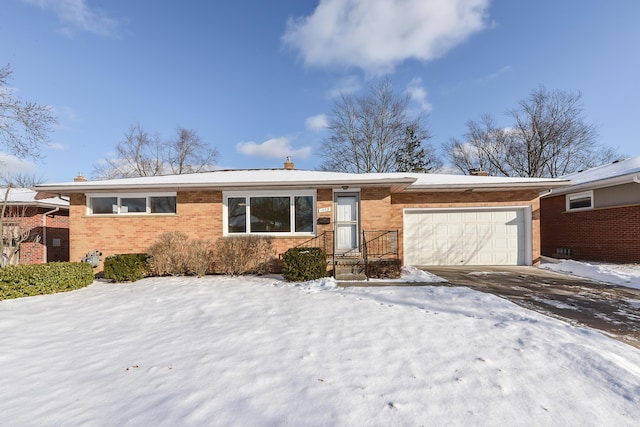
[403,207,532,266]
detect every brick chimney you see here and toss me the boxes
[74,172,87,182]
[469,168,489,176]
[284,156,294,170]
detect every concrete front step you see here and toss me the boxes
[334,272,367,281]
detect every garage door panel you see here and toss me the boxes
[404,208,528,266]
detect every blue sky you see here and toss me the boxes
[2,0,639,182]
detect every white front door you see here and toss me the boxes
[335,194,359,252]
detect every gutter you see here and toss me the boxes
[42,207,60,264]
[634,175,640,184]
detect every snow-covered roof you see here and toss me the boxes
[543,156,640,196]
[1,187,69,208]
[34,169,570,193]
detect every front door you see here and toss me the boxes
[335,193,359,253]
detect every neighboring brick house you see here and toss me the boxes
[35,162,567,273]
[541,156,640,264]
[1,188,69,265]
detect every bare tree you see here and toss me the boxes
[94,125,219,178]
[320,79,437,173]
[0,64,57,161]
[444,88,618,177]
[167,127,219,174]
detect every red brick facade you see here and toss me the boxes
[68,187,542,269]
[541,195,640,263]
[2,206,69,264]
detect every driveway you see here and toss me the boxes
[422,266,640,349]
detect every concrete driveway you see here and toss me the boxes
[422,266,640,349]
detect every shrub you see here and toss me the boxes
[212,236,275,275]
[147,232,212,277]
[103,253,150,282]
[281,247,327,282]
[0,262,95,300]
[366,258,402,279]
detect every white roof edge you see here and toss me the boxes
[542,173,639,197]
[35,178,418,193]
[407,180,572,191]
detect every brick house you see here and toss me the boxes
[1,188,70,265]
[35,164,567,274]
[541,156,640,263]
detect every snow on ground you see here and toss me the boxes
[1,274,640,426]
[541,260,640,290]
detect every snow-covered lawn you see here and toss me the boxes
[1,272,640,426]
[541,260,640,290]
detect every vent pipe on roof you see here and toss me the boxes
[74,172,87,182]
[284,157,294,170]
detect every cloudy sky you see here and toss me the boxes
[2,0,639,182]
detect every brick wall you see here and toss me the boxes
[69,189,336,270]
[68,187,543,270]
[541,195,640,263]
[391,190,542,265]
[2,206,69,264]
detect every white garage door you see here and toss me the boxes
[404,208,530,266]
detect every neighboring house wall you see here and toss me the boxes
[2,206,69,264]
[541,194,640,263]
[593,182,640,208]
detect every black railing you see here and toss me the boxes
[294,229,399,279]
[294,231,335,256]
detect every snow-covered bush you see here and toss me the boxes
[147,232,212,277]
[212,236,275,275]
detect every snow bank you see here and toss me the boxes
[541,260,640,290]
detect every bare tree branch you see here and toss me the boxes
[443,87,616,177]
[0,64,57,161]
[320,79,438,173]
[94,125,219,178]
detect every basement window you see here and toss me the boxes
[566,191,593,211]
[87,193,177,215]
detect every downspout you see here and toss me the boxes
[633,175,640,184]
[42,207,60,263]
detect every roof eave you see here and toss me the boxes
[35,178,416,194]
[543,174,639,197]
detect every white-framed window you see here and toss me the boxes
[566,191,593,211]
[223,190,316,236]
[86,192,177,215]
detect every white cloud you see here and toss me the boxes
[236,137,312,160]
[283,0,490,74]
[0,153,38,176]
[405,78,433,112]
[22,0,120,38]
[305,114,329,132]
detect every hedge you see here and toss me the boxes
[103,253,150,282]
[0,262,95,300]
[281,247,328,282]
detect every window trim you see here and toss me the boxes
[223,190,316,236]
[86,192,177,215]
[566,190,594,211]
